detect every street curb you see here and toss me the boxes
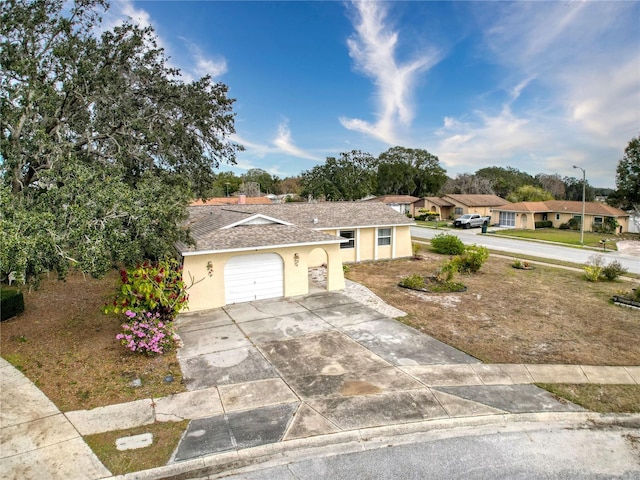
[106,412,640,480]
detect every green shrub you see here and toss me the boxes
[104,258,188,320]
[583,255,605,282]
[342,264,350,274]
[559,223,570,230]
[1,288,25,321]
[399,274,425,290]
[449,245,489,273]
[567,217,581,230]
[431,233,465,255]
[601,260,627,281]
[535,220,553,228]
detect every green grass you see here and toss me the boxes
[415,220,452,228]
[538,384,640,413]
[491,228,619,250]
[84,420,189,475]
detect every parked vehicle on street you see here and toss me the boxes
[453,214,491,229]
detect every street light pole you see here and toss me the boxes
[573,165,586,245]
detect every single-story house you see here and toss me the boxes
[190,195,272,206]
[490,200,630,232]
[177,202,414,311]
[412,194,509,219]
[364,195,420,215]
[411,196,455,218]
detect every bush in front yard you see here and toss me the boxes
[104,258,188,321]
[601,260,628,281]
[1,288,25,321]
[535,220,553,228]
[431,233,465,255]
[399,274,426,290]
[451,245,490,273]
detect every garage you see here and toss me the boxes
[224,253,284,304]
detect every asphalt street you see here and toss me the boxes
[410,226,640,275]
[204,423,640,479]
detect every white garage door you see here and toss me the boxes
[224,253,284,304]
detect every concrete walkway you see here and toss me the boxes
[1,284,639,480]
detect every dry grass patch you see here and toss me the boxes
[346,251,640,365]
[538,385,640,413]
[0,271,186,411]
[84,420,189,475]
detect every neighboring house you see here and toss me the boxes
[412,196,455,218]
[177,202,414,311]
[364,195,420,215]
[491,200,630,232]
[412,194,508,219]
[190,195,272,206]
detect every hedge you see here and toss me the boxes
[1,288,25,321]
[535,220,553,228]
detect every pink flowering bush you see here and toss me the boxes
[116,310,176,355]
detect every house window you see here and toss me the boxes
[499,211,516,227]
[556,213,560,221]
[593,217,603,225]
[339,230,355,249]
[454,207,463,216]
[377,228,391,246]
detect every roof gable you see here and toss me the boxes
[441,194,509,207]
[221,213,293,229]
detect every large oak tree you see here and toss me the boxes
[1,0,241,282]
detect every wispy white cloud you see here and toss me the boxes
[232,122,322,162]
[273,122,322,161]
[435,1,639,183]
[340,1,440,144]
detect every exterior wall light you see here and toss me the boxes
[294,253,300,266]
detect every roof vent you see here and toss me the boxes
[312,217,318,224]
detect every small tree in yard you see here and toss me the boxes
[584,256,627,282]
[104,259,189,321]
[431,233,465,255]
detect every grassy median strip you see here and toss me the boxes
[84,420,189,475]
[538,384,640,413]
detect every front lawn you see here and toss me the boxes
[345,249,640,366]
[0,271,186,411]
[491,228,620,249]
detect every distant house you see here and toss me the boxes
[413,194,508,220]
[190,195,272,206]
[178,202,414,311]
[364,195,420,215]
[490,200,630,233]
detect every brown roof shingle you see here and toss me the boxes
[493,200,629,216]
[179,202,414,254]
[441,194,509,207]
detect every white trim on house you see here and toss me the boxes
[182,239,345,256]
[221,214,294,229]
[356,229,361,262]
[317,222,414,231]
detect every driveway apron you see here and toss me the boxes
[172,291,583,463]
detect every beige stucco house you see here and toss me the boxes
[412,194,509,219]
[491,200,630,232]
[177,202,414,311]
[364,195,420,215]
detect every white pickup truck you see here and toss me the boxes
[453,214,491,229]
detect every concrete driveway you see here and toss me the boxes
[172,291,583,463]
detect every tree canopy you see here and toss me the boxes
[1,0,241,283]
[608,135,640,212]
[506,185,554,203]
[376,147,447,197]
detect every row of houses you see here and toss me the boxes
[180,195,630,311]
[367,194,630,233]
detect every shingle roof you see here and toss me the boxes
[179,202,414,254]
[190,196,272,206]
[493,200,629,216]
[420,196,455,207]
[442,194,509,207]
[365,195,420,204]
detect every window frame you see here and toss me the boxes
[339,230,355,249]
[377,227,392,246]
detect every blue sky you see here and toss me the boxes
[107,1,640,188]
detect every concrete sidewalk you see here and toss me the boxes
[1,285,639,480]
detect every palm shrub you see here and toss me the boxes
[431,233,465,255]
